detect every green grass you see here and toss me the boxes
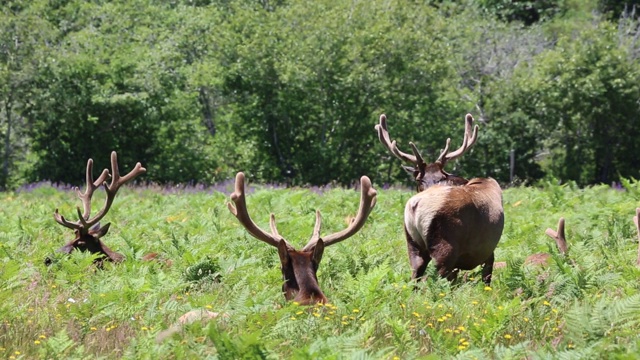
[1,180,640,359]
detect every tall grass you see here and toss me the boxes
[1,180,639,359]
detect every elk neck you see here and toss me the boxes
[415,163,469,192]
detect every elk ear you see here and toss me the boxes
[90,222,111,238]
[312,238,325,266]
[57,244,74,254]
[277,239,290,267]
[402,165,416,176]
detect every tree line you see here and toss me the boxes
[1,0,640,189]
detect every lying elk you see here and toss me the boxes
[227,172,377,304]
[375,113,504,284]
[494,217,569,269]
[47,151,145,266]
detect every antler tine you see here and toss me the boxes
[76,158,110,220]
[302,176,377,251]
[53,158,110,233]
[408,142,425,166]
[545,217,568,255]
[53,208,82,230]
[435,138,452,164]
[227,172,293,249]
[82,151,146,229]
[375,114,421,165]
[308,210,322,244]
[106,151,146,193]
[439,113,479,164]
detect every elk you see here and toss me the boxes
[227,172,377,305]
[48,151,146,266]
[375,113,504,284]
[494,217,569,269]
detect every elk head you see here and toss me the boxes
[227,172,377,305]
[48,151,146,266]
[375,113,478,192]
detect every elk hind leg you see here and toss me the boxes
[405,227,430,281]
[481,252,495,285]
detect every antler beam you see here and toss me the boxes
[302,176,377,251]
[375,114,424,165]
[435,113,479,165]
[227,172,293,250]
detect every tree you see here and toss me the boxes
[0,2,55,189]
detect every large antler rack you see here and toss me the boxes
[227,172,377,252]
[53,151,146,234]
[375,113,478,168]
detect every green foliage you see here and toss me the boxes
[1,181,640,357]
[183,256,221,283]
[2,0,640,188]
[208,324,269,360]
[473,0,568,25]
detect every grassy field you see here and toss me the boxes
[1,178,640,359]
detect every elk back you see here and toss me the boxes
[404,178,504,271]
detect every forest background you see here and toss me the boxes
[2,0,640,190]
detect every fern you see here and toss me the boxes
[208,324,269,360]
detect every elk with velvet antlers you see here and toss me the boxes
[47,151,146,266]
[227,172,377,304]
[376,114,504,284]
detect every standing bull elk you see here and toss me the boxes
[228,172,377,304]
[47,151,146,266]
[376,113,504,284]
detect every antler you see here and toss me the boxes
[545,217,568,255]
[227,172,293,250]
[54,151,146,234]
[375,114,425,166]
[435,113,478,165]
[634,208,640,267]
[302,176,377,251]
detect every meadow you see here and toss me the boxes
[1,178,640,359]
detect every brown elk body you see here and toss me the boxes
[376,113,504,284]
[227,172,377,304]
[48,151,145,266]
